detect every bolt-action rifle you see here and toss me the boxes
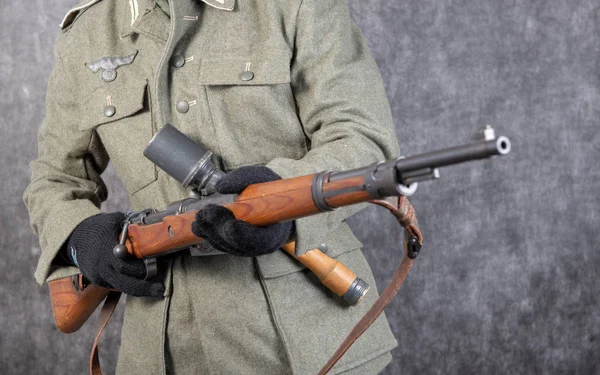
[46,125,510,339]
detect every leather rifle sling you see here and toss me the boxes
[318,195,423,375]
[90,291,121,375]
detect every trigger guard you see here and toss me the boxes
[144,258,158,280]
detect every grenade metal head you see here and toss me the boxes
[144,124,225,195]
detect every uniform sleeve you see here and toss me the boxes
[23,38,109,285]
[266,0,400,255]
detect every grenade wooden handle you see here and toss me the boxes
[282,243,369,305]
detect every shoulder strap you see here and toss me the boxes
[319,196,423,374]
[89,291,121,375]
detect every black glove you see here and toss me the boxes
[63,212,164,297]
[191,166,294,256]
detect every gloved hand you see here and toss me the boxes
[191,165,294,256]
[63,212,164,297]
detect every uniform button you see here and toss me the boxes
[239,71,254,81]
[171,54,185,68]
[317,243,329,253]
[176,100,190,113]
[103,105,116,117]
[102,70,117,82]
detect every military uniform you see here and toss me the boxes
[24,0,401,373]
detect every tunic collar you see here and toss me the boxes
[154,0,236,15]
[200,0,236,12]
[120,0,235,40]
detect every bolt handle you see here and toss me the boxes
[113,221,131,259]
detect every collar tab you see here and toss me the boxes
[201,0,235,11]
[60,0,103,29]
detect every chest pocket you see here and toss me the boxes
[78,79,157,195]
[199,50,309,171]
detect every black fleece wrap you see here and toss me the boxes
[191,166,294,257]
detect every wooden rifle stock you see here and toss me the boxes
[48,172,373,333]
[48,276,111,333]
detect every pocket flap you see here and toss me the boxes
[198,49,291,86]
[257,222,363,279]
[78,79,148,131]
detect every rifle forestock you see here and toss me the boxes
[125,173,374,258]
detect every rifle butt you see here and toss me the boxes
[47,276,110,333]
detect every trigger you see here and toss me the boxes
[144,258,158,280]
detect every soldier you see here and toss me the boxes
[24,0,401,374]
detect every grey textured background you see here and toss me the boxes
[1,0,598,374]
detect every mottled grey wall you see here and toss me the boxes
[1,0,598,374]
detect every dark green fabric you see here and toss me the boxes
[24,0,401,373]
[164,255,291,374]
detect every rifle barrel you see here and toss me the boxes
[395,137,511,175]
